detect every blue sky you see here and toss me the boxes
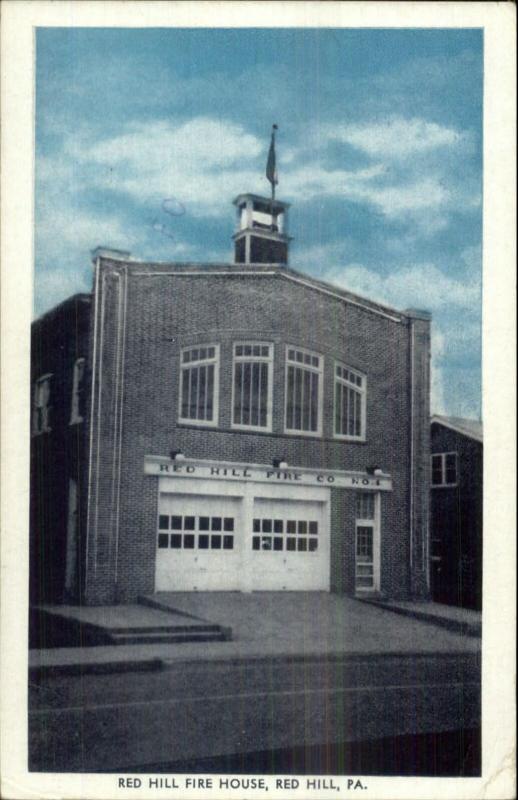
[35,27,483,418]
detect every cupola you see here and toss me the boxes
[233,124,291,265]
[232,194,291,265]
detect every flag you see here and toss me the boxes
[266,125,278,186]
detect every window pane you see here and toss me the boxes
[262,519,272,533]
[287,366,295,429]
[309,539,318,552]
[309,521,318,535]
[286,538,296,551]
[259,362,268,427]
[206,364,214,420]
[224,517,234,531]
[184,516,195,530]
[287,520,296,534]
[251,362,260,426]
[171,534,182,548]
[253,518,260,533]
[184,534,195,549]
[158,515,169,530]
[199,516,210,531]
[310,372,319,431]
[198,365,207,420]
[303,369,311,431]
[233,362,243,425]
[274,520,283,533]
[294,367,302,429]
[273,537,283,551]
[211,535,222,549]
[252,537,260,550]
[189,367,199,418]
[171,516,182,530]
[158,534,169,548]
[298,521,307,534]
[181,368,190,417]
[223,535,234,550]
[199,534,209,549]
[297,538,307,552]
[211,517,222,531]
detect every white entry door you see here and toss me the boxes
[250,497,329,591]
[155,493,242,591]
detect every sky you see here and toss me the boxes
[35,27,483,419]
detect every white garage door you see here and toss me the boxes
[155,493,242,591]
[250,497,329,591]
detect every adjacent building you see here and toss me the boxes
[430,415,483,611]
[30,192,432,606]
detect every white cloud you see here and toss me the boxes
[326,117,467,159]
[320,261,480,312]
[41,115,467,224]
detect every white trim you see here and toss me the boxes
[333,361,367,442]
[284,345,324,437]
[146,454,393,491]
[178,343,220,427]
[85,255,101,594]
[431,415,483,443]
[409,320,414,570]
[32,373,53,435]
[69,357,86,425]
[231,341,273,432]
[114,268,128,583]
[281,272,402,322]
[354,491,381,593]
[128,269,403,322]
[431,451,458,488]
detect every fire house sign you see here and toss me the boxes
[144,456,392,491]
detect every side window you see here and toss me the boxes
[285,347,323,436]
[232,343,273,431]
[334,363,366,440]
[32,374,52,435]
[179,345,219,426]
[431,453,458,486]
[69,358,86,425]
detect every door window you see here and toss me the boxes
[157,514,235,550]
[252,517,319,552]
[355,525,374,589]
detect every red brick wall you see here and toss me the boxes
[84,261,429,604]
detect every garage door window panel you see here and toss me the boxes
[156,513,235,551]
[252,516,319,553]
[179,345,219,426]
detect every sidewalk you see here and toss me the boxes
[29,594,480,680]
[358,598,481,637]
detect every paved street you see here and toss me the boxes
[29,597,481,773]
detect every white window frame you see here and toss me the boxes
[333,362,367,441]
[431,452,458,487]
[32,373,52,436]
[69,357,86,425]
[231,342,273,432]
[178,344,220,427]
[284,345,324,437]
[354,491,381,593]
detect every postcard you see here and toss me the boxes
[1,2,515,799]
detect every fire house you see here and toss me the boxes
[30,187,431,605]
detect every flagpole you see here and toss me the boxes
[269,124,277,231]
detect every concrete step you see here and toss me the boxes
[108,630,228,645]
[107,624,223,635]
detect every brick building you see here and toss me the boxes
[30,192,431,606]
[430,415,483,611]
